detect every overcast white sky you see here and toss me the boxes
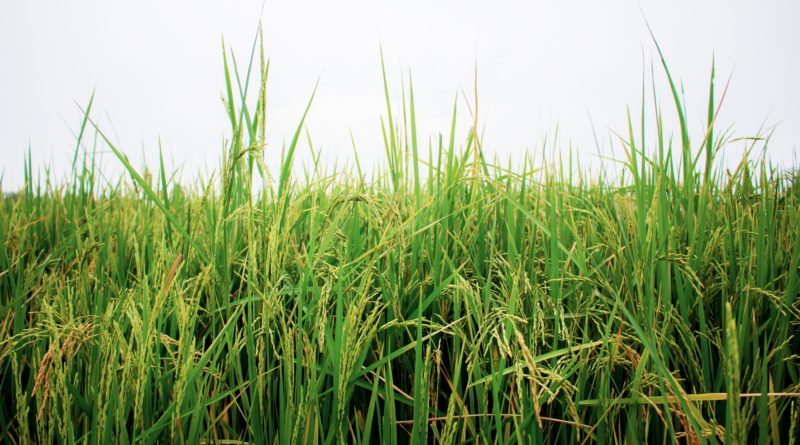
[1,1,798,189]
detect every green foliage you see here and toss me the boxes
[1,33,799,444]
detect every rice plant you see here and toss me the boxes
[1,32,798,444]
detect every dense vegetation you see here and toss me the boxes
[1,38,799,444]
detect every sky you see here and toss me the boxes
[1,1,798,190]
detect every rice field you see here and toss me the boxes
[1,39,799,444]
